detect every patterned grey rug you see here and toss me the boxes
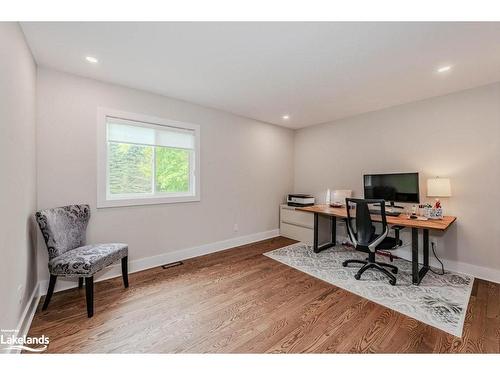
[264,243,474,337]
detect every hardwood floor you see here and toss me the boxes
[26,237,500,353]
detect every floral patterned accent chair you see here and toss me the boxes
[35,204,128,317]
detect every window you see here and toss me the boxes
[97,109,200,207]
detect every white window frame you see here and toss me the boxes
[97,108,200,208]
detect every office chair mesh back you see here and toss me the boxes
[352,201,373,246]
[345,198,389,252]
[343,198,398,285]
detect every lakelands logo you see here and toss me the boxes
[1,329,49,352]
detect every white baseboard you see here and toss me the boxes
[39,229,280,296]
[332,227,500,284]
[391,246,500,284]
[337,235,500,284]
[283,226,500,284]
[7,283,41,354]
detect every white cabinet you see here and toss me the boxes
[279,204,314,244]
[279,204,348,245]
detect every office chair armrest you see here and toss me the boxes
[368,226,389,252]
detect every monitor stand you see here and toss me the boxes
[374,201,404,210]
[388,201,404,210]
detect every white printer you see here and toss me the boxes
[287,194,315,207]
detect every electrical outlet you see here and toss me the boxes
[233,223,239,232]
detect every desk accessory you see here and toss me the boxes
[426,177,451,219]
[425,207,444,219]
[329,189,352,207]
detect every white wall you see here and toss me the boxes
[33,58,500,288]
[294,82,500,281]
[36,68,294,287]
[0,23,38,331]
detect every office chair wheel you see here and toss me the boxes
[354,274,361,280]
[392,268,398,274]
[389,279,396,286]
[342,261,348,267]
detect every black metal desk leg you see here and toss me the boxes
[418,229,430,282]
[313,213,319,253]
[313,213,336,253]
[412,227,430,285]
[331,216,337,246]
[423,229,429,268]
[411,228,419,284]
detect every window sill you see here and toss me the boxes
[97,194,200,208]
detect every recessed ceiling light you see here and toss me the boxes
[437,65,452,73]
[85,56,98,64]
[282,115,290,120]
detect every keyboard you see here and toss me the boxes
[369,209,401,217]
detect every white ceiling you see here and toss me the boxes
[21,22,500,129]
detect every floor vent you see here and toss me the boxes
[161,261,183,269]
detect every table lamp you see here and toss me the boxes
[427,177,451,208]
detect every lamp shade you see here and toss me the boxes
[427,178,451,197]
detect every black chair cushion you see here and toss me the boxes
[375,236,400,250]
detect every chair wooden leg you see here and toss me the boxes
[121,256,129,288]
[78,277,84,289]
[85,276,94,318]
[42,274,57,311]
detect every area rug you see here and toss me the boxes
[264,242,474,337]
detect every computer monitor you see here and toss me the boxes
[363,172,419,208]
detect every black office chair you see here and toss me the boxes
[342,198,399,285]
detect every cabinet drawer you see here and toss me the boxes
[280,207,314,228]
[280,222,313,244]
